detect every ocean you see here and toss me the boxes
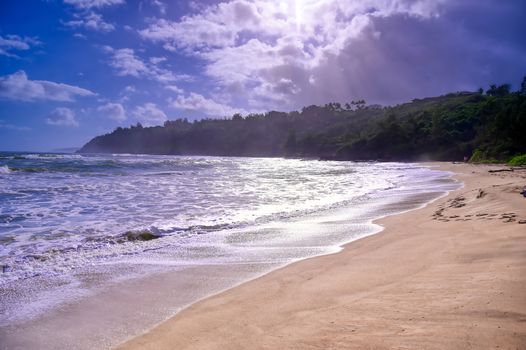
[0,153,460,349]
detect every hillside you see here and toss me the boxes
[79,81,526,162]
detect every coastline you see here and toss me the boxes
[0,161,456,350]
[118,162,526,349]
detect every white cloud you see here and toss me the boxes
[0,120,31,131]
[64,12,115,32]
[139,1,264,50]
[149,56,167,64]
[73,33,88,39]
[63,0,124,9]
[169,92,246,117]
[123,85,137,94]
[164,84,184,94]
[46,107,79,127]
[150,0,167,15]
[104,47,149,77]
[118,85,137,102]
[0,34,41,58]
[103,46,187,84]
[132,103,167,126]
[0,71,95,102]
[98,102,126,121]
[139,0,446,108]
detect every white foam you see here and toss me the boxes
[0,156,459,289]
[0,165,11,174]
[0,164,460,350]
[23,153,83,159]
[0,156,461,350]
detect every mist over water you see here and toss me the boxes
[0,153,459,349]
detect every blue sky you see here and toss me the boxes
[1,0,525,151]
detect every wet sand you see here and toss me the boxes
[118,163,526,350]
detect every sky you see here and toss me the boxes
[0,0,525,151]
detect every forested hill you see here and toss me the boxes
[79,80,526,162]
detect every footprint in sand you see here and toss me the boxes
[500,214,517,221]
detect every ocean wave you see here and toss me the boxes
[0,165,12,174]
[22,153,84,160]
[2,154,223,175]
[0,156,460,286]
[0,186,391,268]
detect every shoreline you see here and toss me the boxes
[0,162,455,350]
[118,162,526,349]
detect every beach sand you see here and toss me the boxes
[118,163,526,350]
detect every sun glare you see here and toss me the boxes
[279,0,306,30]
[294,0,304,28]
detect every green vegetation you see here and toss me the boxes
[79,77,526,162]
[508,154,526,166]
[469,149,499,164]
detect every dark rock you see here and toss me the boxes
[477,189,486,198]
[123,230,161,241]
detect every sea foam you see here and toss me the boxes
[0,153,460,350]
[0,165,11,174]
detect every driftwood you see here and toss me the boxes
[488,168,514,173]
[488,166,526,173]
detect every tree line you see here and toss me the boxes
[79,77,526,162]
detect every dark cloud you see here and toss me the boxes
[288,1,526,107]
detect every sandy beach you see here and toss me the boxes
[118,163,526,350]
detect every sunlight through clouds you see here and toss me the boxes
[1,0,525,150]
[139,0,447,108]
